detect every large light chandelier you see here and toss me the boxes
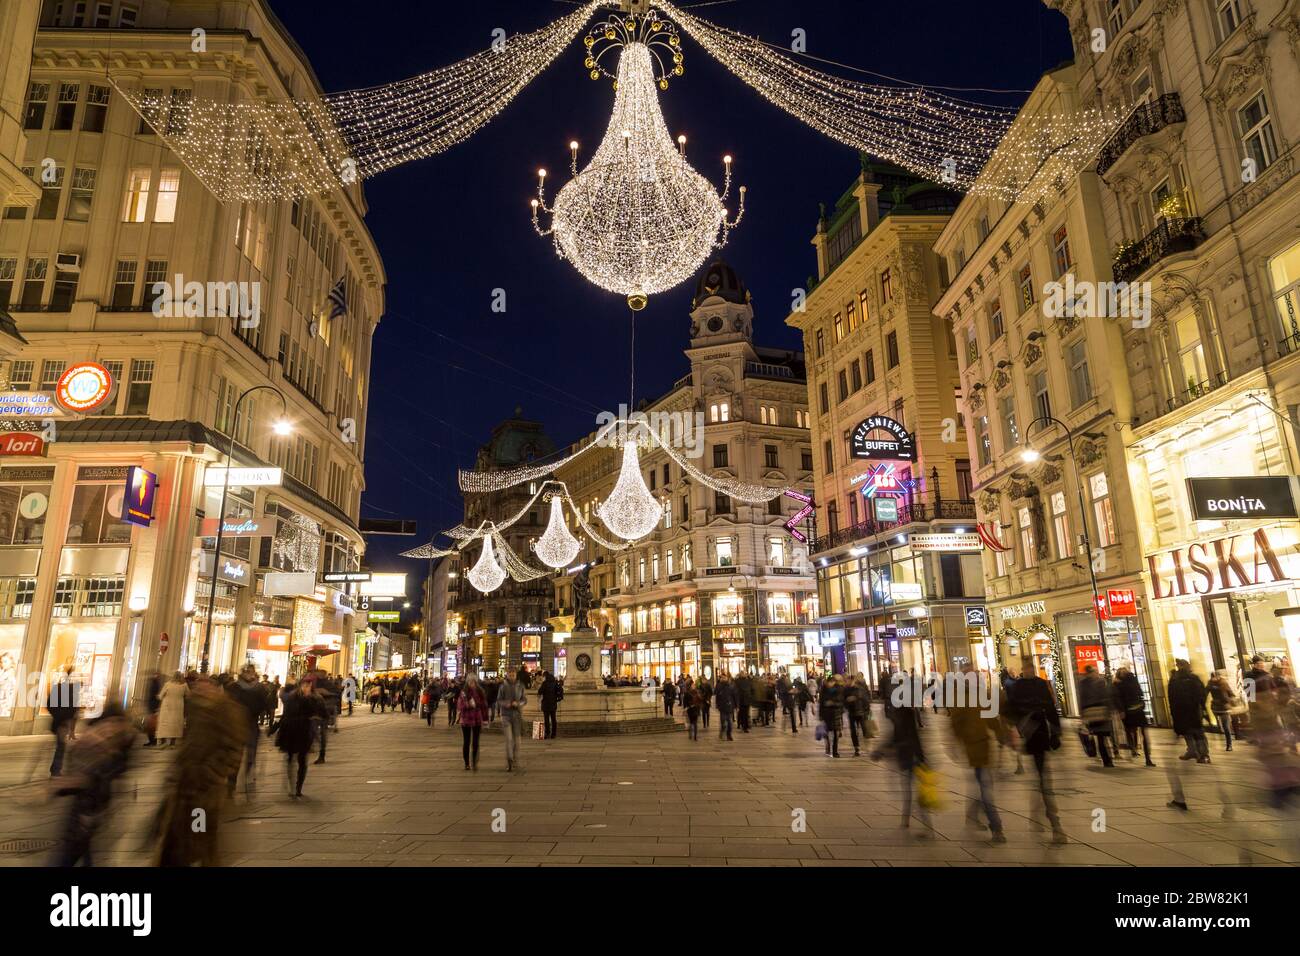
[597,440,663,541]
[534,494,582,569]
[467,532,507,594]
[532,10,744,311]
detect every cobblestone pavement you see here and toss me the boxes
[1,705,1295,867]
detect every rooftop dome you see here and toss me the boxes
[692,259,748,309]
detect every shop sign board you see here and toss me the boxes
[0,392,61,418]
[321,571,372,583]
[909,532,983,553]
[1186,476,1298,521]
[263,571,316,597]
[1000,600,1046,620]
[368,610,400,623]
[217,556,250,586]
[1105,588,1138,618]
[1146,527,1293,599]
[1072,642,1105,674]
[964,605,989,628]
[849,415,915,461]
[889,581,923,602]
[516,624,551,633]
[0,433,46,457]
[198,516,262,537]
[873,497,898,522]
[123,466,158,527]
[203,466,283,487]
[55,362,114,413]
[358,573,407,597]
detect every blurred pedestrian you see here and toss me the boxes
[1208,671,1237,752]
[1114,666,1156,766]
[275,677,323,797]
[1005,657,1067,844]
[683,677,701,741]
[53,703,135,866]
[498,669,526,771]
[1169,659,1211,764]
[538,670,560,739]
[715,673,736,741]
[225,664,264,795]
[47,666,82,776]
[818,673,844,758]
[457,674,488,770]
[1078,665,1115,767]
[949,664,1007,843]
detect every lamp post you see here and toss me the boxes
[1020,415,1112,679]
[201,384,291,675]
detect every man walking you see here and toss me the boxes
[715,674,736,741]
[498,669,526,772]
[538,670,560,739]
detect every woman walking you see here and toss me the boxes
[683,678,701,741]
[1114,666,1156,765]
[818,674,844,758]
[1208,671,1237,752]
[276,677,323,798]
[156,672,188,748]
[457,674,488,771]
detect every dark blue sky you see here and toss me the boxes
[269,0,1074,585]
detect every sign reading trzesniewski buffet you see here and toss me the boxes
[849,415,915,461]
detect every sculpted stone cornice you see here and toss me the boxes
[1205,25,1272,110]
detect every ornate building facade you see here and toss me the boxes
[0,0,383,734]
[789,159,984,685]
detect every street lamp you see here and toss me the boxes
[201,384,291,674]
[1020,415,1111,677]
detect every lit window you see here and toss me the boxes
[1052,225,1072,277]
[1018,506,1037,569]
[154,168,180,222]
[1051,491,1071,561]
[716,537,733,567]
[122,168,150,222]
[1090,472,1117,548]
[1239,92,1279,174]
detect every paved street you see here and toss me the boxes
[1,705,1296,867]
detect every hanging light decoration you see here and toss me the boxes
[532,9,744,310]
[467,531,507,593]
[597,440,664,541]
[534,494,582,569]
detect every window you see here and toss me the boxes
[66,486,129,545]
[819,382,829,414]
[0,483,53,545]
[886,330,900,369]
[1050,491,1071,561]
[40,360,66,391]
[67,167,95,221]
[1239,92,1279,174]
[976,414,991,467]
[1067,339,1092,408]
[1174,312,1208,393]
[768,592,794,624]
[712,443,729,468]
[1052,226,1073,277]
[1107,0,1127,37]
[125,359,153,415]
[20,258,46,308]
[1215,0,1243,40]
[956,460,973,500]
[833,312,845,343]
[35,165,62,220]
[662,499,671,530]
[708,401,729,423]
[848,493,859,526]
[1032,370,1051,422]
[716,537,733,567]
[648,468,656,491]
[681,596,696,625]
[165,89,192,135]
[764,444,779,468]
[996,540,1014,577]
[652,552,660,581]
[71,1,85,26]
[9,361,33,392]
[714,491,732,514]
[0,259,15,309]
[850,358,862,392]
[683,543,693,573]
[1268,241,1300,342]
[713,593,743,625]
[50,268,78,311]
[23,82,48,130]
[1018,506,1037,569]
[143,259,167,310]
[1090,472,1118,548]
[801,449,813,471]
[3,168,33,220]
[666,550,675,578]
[768,496,782,517]
[680,494,689,523]
[53,83,78,130]
[136,87,160,133]
[999,396,1019,450]
[864,349,876,383]
[82,85,109,132]
[989,301,1004,341]
[966,326,979,364]
[122,169,150,222]
[823,439,834,474]
[815,329,825,357]
[154,168,180,222]
[837,368,848,402]
[118,4,138,26]
[881,269,893,303]
[846,298,857,332]
[1018,264,1035,311]
[94,1,111,26]
[768,537,784,566]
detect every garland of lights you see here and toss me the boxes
[535,493,582,569]
[596,439,665,540]
[458,419,619,493]
[532,12,743,311]
[656,0,1128,202]
[466,530,507,592]
[110,1,605,202]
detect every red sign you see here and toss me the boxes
[1073,644,1104,674]
[158,632,171,653]
[1106,588,1138,618]
[55,362,114,413]
[0,433,45,457]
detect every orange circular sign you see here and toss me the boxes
[55,362,113,413]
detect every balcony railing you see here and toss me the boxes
[1096,93,1186,177]
[1167,371,1227,412]
[1113,217,1205,284]
[811,497,976,555]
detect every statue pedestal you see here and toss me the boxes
[553,626,676,735]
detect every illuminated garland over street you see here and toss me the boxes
[114,0,1126,205]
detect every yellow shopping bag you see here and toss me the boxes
[914,764,941,811]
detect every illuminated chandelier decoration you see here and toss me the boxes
[534,494,582,569]
[466,531,507,594]
[531,10,744,311]
[596,439,665,540]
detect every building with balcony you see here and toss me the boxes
[549,260,818,681]
[0,0,383,734]
[1049,0,1300,694]
[934,62,1156,719]
[786,158,984,684]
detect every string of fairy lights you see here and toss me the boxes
[111,0,1128,207]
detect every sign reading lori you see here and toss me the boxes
[849,415,915,461]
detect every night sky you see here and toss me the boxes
[269,0,1074,599]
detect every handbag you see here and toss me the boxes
[1077,728,1097,757]
[815,721,826,741]
[915,764,941,810]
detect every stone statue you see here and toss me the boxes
[572,565,592,630]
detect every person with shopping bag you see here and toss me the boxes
[1077,665,1116,767]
